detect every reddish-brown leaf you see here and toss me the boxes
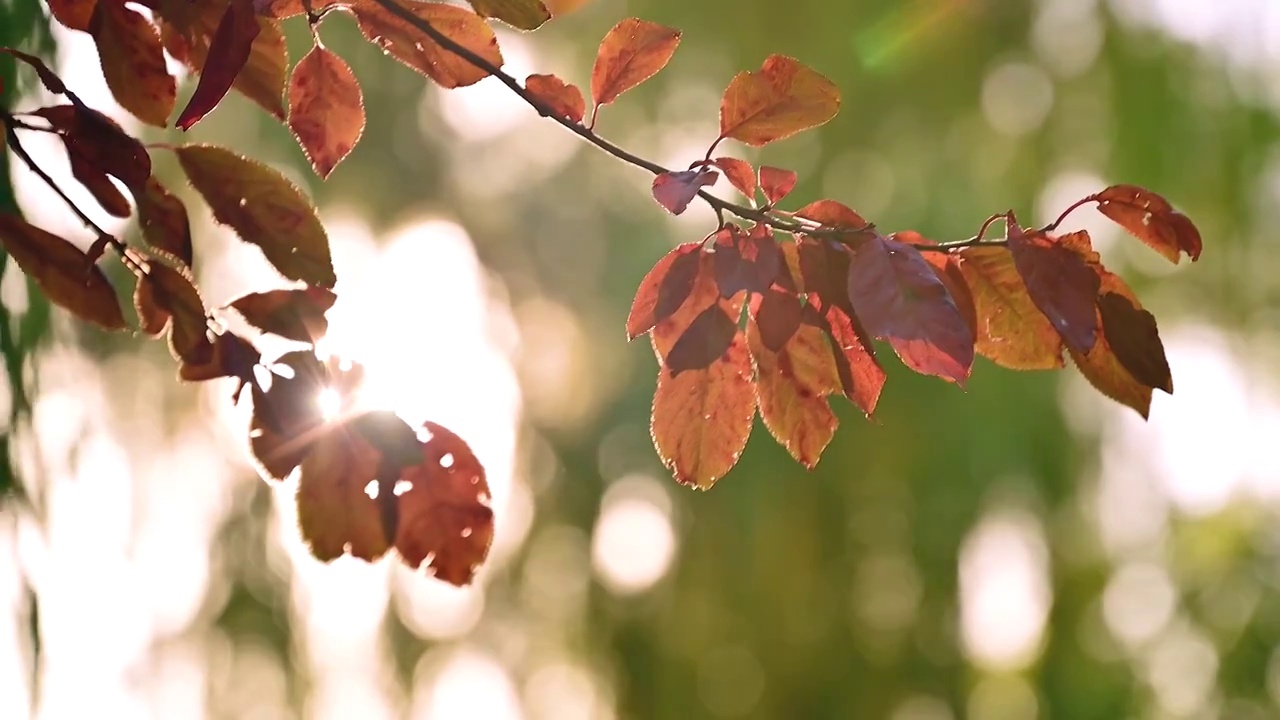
[651,252,730,362]
[227,286,336,343]
[652,330,755,489]
[1092,184,1202,263]
[627,242,704,340]
[395,421,494,585]
[777,240,803,292]
[34,104,152,197]
[134,178,194,267]
[795,199,868,232]
[590,18,681,107]
[758,166,797,206]
[48,0,96,32]
[711,157,756,200]
[847,235,974,384]
[652,168,717,215]
[0,214,126,330]
[524,73,585,123]
[1007,225,1100,355]
[350,0,502,89]
[250,350,328,481]
[135,256,214,365]
[805,297,884,416]
[176,0,259,131]
[288,44,365,178]
[908,233,976,337]
[90,1,176,127]
[175,144,335,288]
[465,0,551,30]
[179,330,261,386]
[955,246,1064,370]
[67,151,131,218]
[297,423,390,562]
[1098,290,1172,394]
[714,224,781,298]
[0,48,70,95]
[719,55,839,147]
[797,236,853,311]
[755,286,801,352]
[747,315,839,468]
[665,304,739,374]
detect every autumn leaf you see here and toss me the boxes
[809,299,885,416]
[714,224,781,298]
[33,105,151,192]
[134,255,214,365]
[650,251,728,361]
[67,151,131,218]
[90,1,176,127]
[134,178,194,267]
[754,286,802,352]
[711,157,756,200]
[175,144,336,288]
[350,0,502,89]
[297,423,391,562]
[176,0,260,131]
[908,233,976,337]
[394,421,494,584]
[227,286,337,343]
[718,55,839,147]
[651,330,756,489]
[47,0,96,32]
[627,242,703,339]
[465,0,551,30]
[652,168,717,215]
[179,330,261,389]
[1007,225,1100,355]
[1091,184,1202,264]
[0,214,126,330]
[250,350,328,481]
[747,315,840,468]
[795,199,869,233]
[955,246,1064,370]
[525,74,585,123]
[758,166,797,206]
[591,18,681,107]
[847,235,974,384]
[1098,290,1172,394]
[665,304,739,373]
[288,44,366,178]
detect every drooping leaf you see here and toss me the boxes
[665,304,739,374]
[955,246,1064,370]
[713,224,780,298]
[809,299,884,416]
[1007,225,1100,355]
[524,73,585,123]
[0,214,126,330]
[652,168,717,215]
[1091,184,1202,263]
[651,330,756,489]
[590,18,681,107]
[179,330,261,388]
[249,350,328,481]
[650,251,728,361]
[627,242,703,339]
[90,1,176,127]
[847,235,974,384]
[395,421,494,585]
[33,104,151,191]
[135,256,214,365]
[465,0,551,30]
[718,55,839,147]
[710,157,756,200]
[797,237,853,312]
[1098,290,1172,394]
[47,0,96,32]
[297,423,391,561]
[67,151,131,218]
[350,0,502,89]
[227,286,336,343]
[175,144,336,288]
[176,0,260,131]
[754,286,801,352]
[288,44,365,178]
[758,166,797,205]
[747,315,840,469]
[909,233,976,337]
[134,178,194,267]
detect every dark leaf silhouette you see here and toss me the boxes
[297,423,390,561]
[288,44,366,178]
[713,224,780,298]
[755,286,802,352]
[0,214,125,330]
[525,74,586,123]
[91,0,176,126]
[135,255,214,365]
[33,104,151,191]
[666,304,739,373]
[1099,291,1173,393]
[1092,184,1202,263]
[0,48,70,94]
[176,0,260,131]
[179,331,261,389]
[134,178,194,267]
[228,286,337,344]
[249,350,328,481]
[591,18,681,107]
[719,55,839,147]
[652,168,717,215]
[1007,224,1100,355]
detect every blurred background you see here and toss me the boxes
[2,0,1279,717]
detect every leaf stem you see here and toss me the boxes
[1043,197,1095,232]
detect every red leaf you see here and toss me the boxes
[227,286,336,343]
[90,1,176,127]
[67,150,131,218]
[348,0,501,89]
[795,199,868,232]
[176,0,259,131]
[47,0,96,32]
[718,55,839,147]
[713,224,780,298]
[288,44,366,178]
[754,286,801,352]
[955,246,1064,370]
[297,423,391,561]
[0,214,126,330]
[134,178,194,267]
[626,242,703,339]
[135,255,214,365]
[711,157,756,200]
[747,315,840,468]
[651,252,734,363]
[847,235,974,384]
[908,233,976,337]
[1091,184,1202,263]
[34,104,152,197]
[797,236,852,312]
[652,168,717,215]
[525,73,585,123]
[1007,225,1100,355]
[591,18,681,107]
[806,297,884,416]
[665,304,739,373]
[758,165,797,205]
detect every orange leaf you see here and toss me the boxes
[175,144,335,288]
[90,1,176,127]
[350,0,502,89]
[0,214,125,330]
[1092,184,1202,263]
[811,300,884,416]
[176,0,260,131]
[288,44,365,178]
[652,168,716,215]
[394,421,494,584]
[713,224,780,297]
[297,423,392,562]
[758,165,797,205]
[754,286,801,352]
[465,0,551,30]
[48,0,96,32]
[719,55,839,147]
[134,178,193,267]
[650,251,724,362]
[747,315,840,469]
[591,18,681,107]
[955,246,1064,370]
[795,199,868,231]
[227,286,336,343]
[135,255,213,365]
[1007,225,1100,355]
[525,73,585,123]
[627,242,703,340]
[665,304,739,373]
[711,157,756,200]
[651,331,755,489]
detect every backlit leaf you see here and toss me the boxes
[1007,225,1100,355]
[650,252,727,361]
[711,157,756,200]
[627,242,703,340]
[34,104,152,195]
[651,330,755,489]
[465,0,551,30]
[758,166,797,205]
[179,330,261,387]
[0,214,125,330]
[795,199,868,233]
[228,286,336,343]
[591,18,681,107]
[48,0,96,32]
[714,224,780,298]
[288,44,366,178]
[652,168,716,215]
[90,1,176,127]
[910,233,976,337]
[806,296,884,416]
[298,423,390,562]
[755,286,801,352]
[67,151,131,218]
[176,0,260,131]
[250,350,327,481]
[351,0,502,89]
[175,144,336,288]
[719,55,839,147]
[1099,290,1172,394]
[524,73,585,123]
[135,256,214,365]
[1092,184,1202,263]
[134,178,194,267]
[747,316,839,469]
[955,246,1064,370]
[847,235,973,384]
[665,304,738,374]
